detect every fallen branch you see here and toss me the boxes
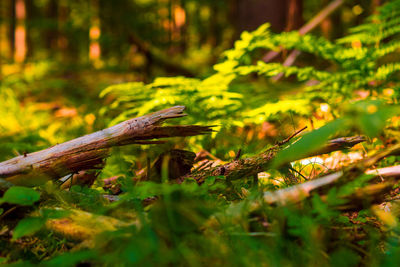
[184,135,365,184]
[0,106,212,187]
[138,149,196,182]
[263,144,400,207]
[313,136,366,155]
[366,165,400,179]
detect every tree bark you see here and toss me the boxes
[263,143,400,207]
[184,135,366,184]
[0,106,212,186]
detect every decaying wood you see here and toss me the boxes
[59,170,99,190]
[312,136,366,155]
[103,149,196,195]
[184,135,365,184]
[42,152,400,242]
[138,149,196,182]
[366,165,400,179]
[0,106,212,187]
[263,144,400,207]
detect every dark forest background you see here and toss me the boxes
[0,0,377,78]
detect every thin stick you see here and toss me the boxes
[278,126,307,146]
[234,149,242,160]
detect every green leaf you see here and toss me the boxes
[12,217,46,240]
[204,176,216,186]
[271,118,347,168]
[0,186,40,206]
[358,106,400,137]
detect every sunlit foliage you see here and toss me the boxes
[2,1,400,266]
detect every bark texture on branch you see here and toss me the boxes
[184,135,365,184]
[0,106,212,186]
[263,144,400,207]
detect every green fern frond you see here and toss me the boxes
[100,0,400,129]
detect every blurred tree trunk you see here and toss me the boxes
[320,0,333,38]
[230,0,303,40]
[321,0,345,40]
[14,0,26,63]
[168,0,173,47]
[25,0,34,59]
[44,0,69,61]
[10,0,15,61]
[178,0,187,52]
[0,0,13,77]
[371,0,381,13]
[285,0,303,31]
[57,0,69,62]
[45,0,58,56]
[89,0,101,66]
[209,2,218,47]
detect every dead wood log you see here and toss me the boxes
[68,133,364,198]
[103,149,196,195]
[263,144,400,207]
[0,106,212,187]
[366,165,400,179]
[184,135,365,184]
[137,149,196,182]
[312,136,366,155]
[59,170,99,190]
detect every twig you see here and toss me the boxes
[288,165,308,181]
[0,206,17,220]
[234,149,242,160]
[271,50,301,81]
[278,126,307,146]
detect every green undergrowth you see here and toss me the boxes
[3,1,400,266]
